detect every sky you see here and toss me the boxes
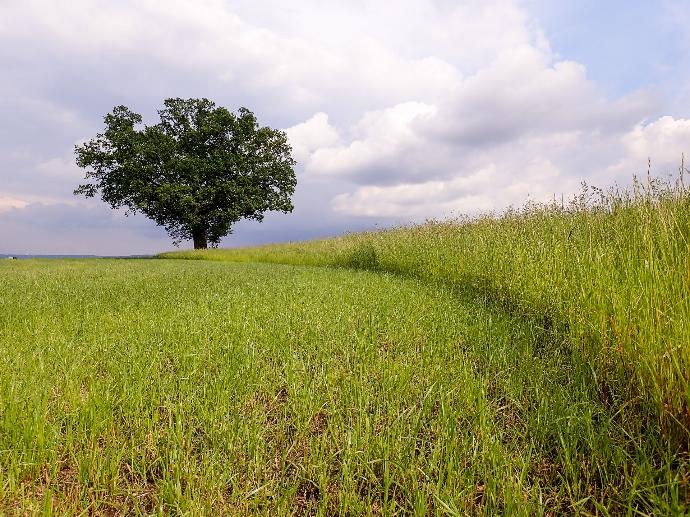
[1,0,690,255]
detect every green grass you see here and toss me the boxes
[160,174,690,513]
[0,259,608,514]
[2,175,689,514]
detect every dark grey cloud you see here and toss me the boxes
[0,202,168,255]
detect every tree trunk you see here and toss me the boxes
[192,228,208,249]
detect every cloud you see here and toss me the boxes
[0,0,689,252]
[332,157,576,218]
[0,202,170,255]
[601,116,690,180]
[0,0,463,122]
[284,113,340,164]
[426,46,655,145]
[0,196,28,212]
[298,102,438,184]
[287,41,685,218]
[623,116,690,163]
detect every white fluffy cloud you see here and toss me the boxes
[624,116,690,162]
[284,113,341,165]
[287,39,687,218]
[304,102,438,184]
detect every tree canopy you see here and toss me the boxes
[74,98,297,249]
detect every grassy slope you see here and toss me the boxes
[161,180,690,433]
[158,178,690,512]
[0,258,682,514]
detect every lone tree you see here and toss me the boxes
[74,98,296,249]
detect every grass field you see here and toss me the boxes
[2,176,689,514]
[164,180,690,430]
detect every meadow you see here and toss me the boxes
[1,175,689,514]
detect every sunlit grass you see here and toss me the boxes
[162,174,690,440]
[2,173,689,514]
[0,259,625,514]
[160,173,690,512]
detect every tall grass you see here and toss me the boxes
[4,167,690,512]
[162,173,690,448]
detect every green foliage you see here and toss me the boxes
[75,98,296,248]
